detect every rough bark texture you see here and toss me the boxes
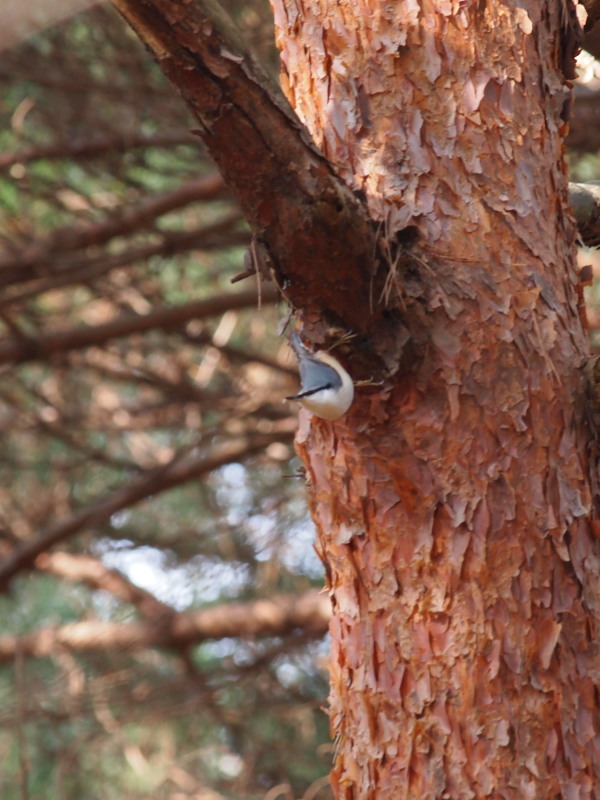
[112,0,376,331]
[272,1,600,798]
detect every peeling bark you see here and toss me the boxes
[273,1,600,798]
[112,0,376,330]
[111,0,600,796]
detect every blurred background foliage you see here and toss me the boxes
[2,3,600,799]
[0,4,333,799]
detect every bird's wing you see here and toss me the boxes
[288,333,342,398]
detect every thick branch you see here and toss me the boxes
[0,589,331,663]
[0,286,278,364]
[0,428,295,590]
[569,181,600,246]
[111,0,376,331]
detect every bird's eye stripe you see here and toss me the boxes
[297,384,334,398]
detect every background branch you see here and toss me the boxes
[0,589,331,663]
[0,173,228,276]
[0,286,279,364]
[0,428,295,590]
[35,551,174,619]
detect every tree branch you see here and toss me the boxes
[111,0,376,331]
[0,286,279,364]
[569,180,600,246]
[0,131,198,169]
[35,551,173,619]
[1,213,248,304]
[0,427,295,590]
[0,173,228,278]
[0,589,331,663]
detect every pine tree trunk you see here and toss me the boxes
[273,2,600,797]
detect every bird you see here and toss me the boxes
[286,332,354,420]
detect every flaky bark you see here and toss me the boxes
[272,1,600,798]
[112,0,600,796]
[112,0,376,330]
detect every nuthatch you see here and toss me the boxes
[286,333,354,420]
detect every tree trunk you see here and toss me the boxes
[111,0,600,795]
[273,1,600,798]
